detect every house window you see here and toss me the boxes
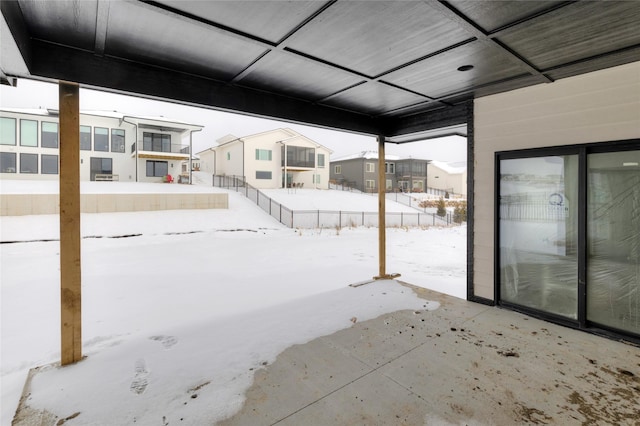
[94,127,109,152]
[80,125,91,150]
[41,154,58,174]
[413,180,424,191]
[256,171,272,179]
[111,129,125,153]
[366,162,375,173]
[0,117,16,145]
[334,165,341,174]
[255,149,272,161]
[282,146,314,168]
[90,157,112,180]
[318,153,325,168]
[20,119,38,147]
[226,152,231,160]
[313,174,321,184]
[143,132,171,153]
[385,162,395,174]
[365,179,375,189]
[146,160,168,177]
[386,179,393,190]
[1,152,16,172]
[41,122,58,148]
[20,153,38,174]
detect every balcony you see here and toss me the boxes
[131,141,190,161]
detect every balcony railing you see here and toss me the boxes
[131,142,190,155]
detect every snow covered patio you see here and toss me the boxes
[12,283,640,425]
[2,185,639,425]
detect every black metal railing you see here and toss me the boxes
[213,175,458,228]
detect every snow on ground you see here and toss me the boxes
[0,180,466,425]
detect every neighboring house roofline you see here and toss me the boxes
[0,107,203,132]
[331,150,430,162]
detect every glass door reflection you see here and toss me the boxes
[499,155,579,319]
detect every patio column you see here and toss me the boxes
[59,82,82,365]
[377,134,386,278]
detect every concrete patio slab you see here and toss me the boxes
[11,282,640,425]
[222,283,640,425]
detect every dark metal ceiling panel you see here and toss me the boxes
[322,81,429,116]
[238,50,364,101]
[498,1,640,70]
[285,1,473,77]
[2,0,639,141]
[447,0,564,33]
[105,1,268,80]
[18,0,98,51]
[383,40,526,99]
[156,0,330,44]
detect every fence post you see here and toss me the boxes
[401,212,403,227]
[362,211,364,226]
[291,210,294,228]
[339,211,342,228]
[433,213,435,225]
[280,204,282,223]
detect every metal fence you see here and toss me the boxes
[213,175,458,228]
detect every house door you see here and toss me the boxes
[497,143,640,339]
[90,157,112,181]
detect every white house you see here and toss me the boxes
[0,108,203,183]
[199,128,333,189]
[426,161,467,197]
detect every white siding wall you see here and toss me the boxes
[215,141,244,178]
[198,149,215,173]
[473,61,640,300]
[427,164,466,196]
[135,128,187,183]
[0,112,137,181]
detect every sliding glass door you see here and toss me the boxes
[587,150,640,334]
[499,154,579,319]
[498,143,639,339]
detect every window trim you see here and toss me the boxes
[1,152,17,173]
[0,117,17,146]
[365,162,375,173]
[41,121,59,149]
[111,128,125,153]
[94,127,109,152]
[146,160,169,177]
[334,165,341,174]
[41,154,59,175]
[20,119,38,147]
[19,152,38,174]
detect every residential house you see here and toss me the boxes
[198,128,333,189]
[330,151,430,193]
[426,161,467,197]
[0,108,203,183]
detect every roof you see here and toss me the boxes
[331,151,429,162]
[0,107,203,131]
[429,160,467,175]
[210,128,334,153]
[2,1,639,143]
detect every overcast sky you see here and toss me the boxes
[0,79,467,163]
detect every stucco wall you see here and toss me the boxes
[0,192,228,216]
[473,61,640,300]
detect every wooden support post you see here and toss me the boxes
[374,135,400,281]
[377,135,386,278]
[59,82,82,366]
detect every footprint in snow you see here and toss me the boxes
[130,358,149,395]
[150,335,178,349]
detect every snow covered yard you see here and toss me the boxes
[1,184,466,425]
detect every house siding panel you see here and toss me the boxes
[473,61,640,301]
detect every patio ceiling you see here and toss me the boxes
[1,0,639,142]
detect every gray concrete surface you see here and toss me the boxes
[220,283,640,425]
[12,282,640,425]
